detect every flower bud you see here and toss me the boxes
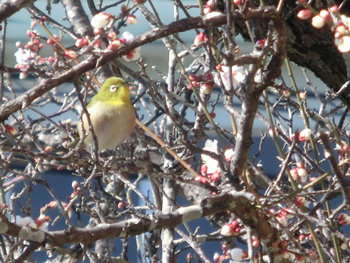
[203,5,212,14]
[47,38,55,45]
[91,12,112,28]
[75,38,88,48]
[126,14,138,25]
[193,32,207,46]
[299,91,307,99]
[108,40,121,50]
[64,50,77,59]
[297,9,312,20]
[200,82,214,94]
[311,15,326,28]
[107,31,118,40]
[319,9,332,22]
[298,128,311,141]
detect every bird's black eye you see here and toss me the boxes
[110,85,117,92]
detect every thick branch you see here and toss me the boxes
[231,17,286,178]
[0,190,279,250]
[0,0,36,23]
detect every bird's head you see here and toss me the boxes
[98,77,131,104]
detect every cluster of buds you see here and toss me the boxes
[200,165,222,183]
[213,243,248,262]
[46,34,77,60]
[14,27,47,79]
[296,4,350,53]
[220,220,241,236]
[198,140,235,186]
[89,10,140,61]
[298,231,313,244]
[187,72,215,94]
[289,162,308,181]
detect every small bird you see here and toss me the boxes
[78,77,136,150]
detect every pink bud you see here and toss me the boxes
[255,39,266,48]
[188,74,197,81]
[299,91,307,99]
[200,164,208,175]
[45,146,52,153]
[64,50,76,59]
[200,82,214,94]
[121,5,128,13]
[213,252,220,262]
[233,0,243,5]
[203,5,212,14]
[220,224,235,236]
[108,40,121,50]
[72,181,80,190]
[107,31,118,40]
[75,38,88,48]
[195,176,209,184]
[193,32,207,46]
[297,167,308,177]
[290,168,299,180]
[297,9,312,20]
[48,201,58,209]
[295,254,306,262]
[282,89,291,97]
[46,38,55,45]
[319,9,332,22]
[281,249,290,259]
[330,5,339,13]
[126,14,138,25]
[335,24,348,35]
[211,169,221,182]
[295,196,306,207]
[224,148,235,161]
[5,125,16,136]
[93,27,103,35]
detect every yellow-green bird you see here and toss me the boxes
[78,77,136,150]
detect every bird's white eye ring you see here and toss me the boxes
[110,85,117,92]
